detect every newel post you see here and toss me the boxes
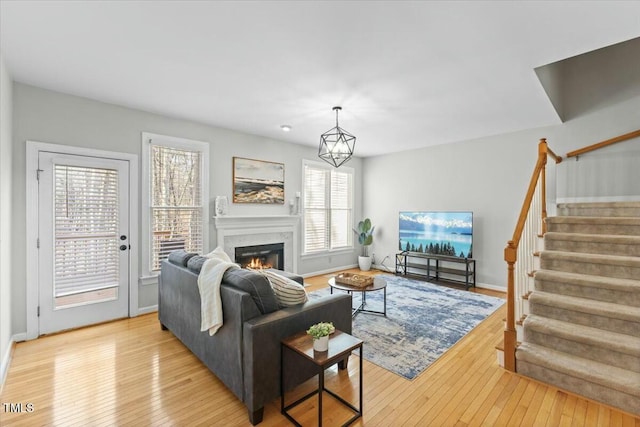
[503,241,517,371]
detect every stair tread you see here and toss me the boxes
[544,232,640,244]
[541,250,640,266]
[529,291,640,322]
[557,202,640,209]
[547,216,640,225]
[524,314,640,356]
[516,342,640,397]
[534,269,640,292]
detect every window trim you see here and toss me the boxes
[301,159,354,256]
[141,132,209,281]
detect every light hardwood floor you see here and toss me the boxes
[1,269,638,426]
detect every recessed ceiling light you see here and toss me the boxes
[280,125,292,132]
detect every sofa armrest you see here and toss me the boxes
[241,293,352,415]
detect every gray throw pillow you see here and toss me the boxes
[222,269,280,314]
[168,249,197,267]
[187,255,207,274]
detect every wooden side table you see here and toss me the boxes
[281,330,363,426]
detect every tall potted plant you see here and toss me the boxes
[354,218,374,271]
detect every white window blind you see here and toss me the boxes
[303,162,353,253]
[54,165,119,297]
[150,145,203,271]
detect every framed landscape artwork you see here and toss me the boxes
[233,157,285,204]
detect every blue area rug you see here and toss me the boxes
[311,275,504,380]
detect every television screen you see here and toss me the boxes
[399,211,473,258]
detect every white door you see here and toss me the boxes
[38,152,130,334]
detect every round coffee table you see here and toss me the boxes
[328,275,387,317]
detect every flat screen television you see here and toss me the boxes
[399,211,473,259]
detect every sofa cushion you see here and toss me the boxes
[222,269,280,314]
[260,269,308,307]
[187,255,207,274]
[168,249,197,267]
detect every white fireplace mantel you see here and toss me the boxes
[214,215,300,272]
[214,215,300,231]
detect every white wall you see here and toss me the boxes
[557,137,640,202]
[363,95,640,289]
[11,83,363,335]
[0,54,14,387]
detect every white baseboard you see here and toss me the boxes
[496,348,505,368]
[301,264,358,278]
[0,338,15,392]
[12,332,26,342]
[372,263,394,273]
[476,282,506,293]
[137,305,158,315]
[370,268,506,294]
[372,263,505,293]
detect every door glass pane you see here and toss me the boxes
[54,165,119,309]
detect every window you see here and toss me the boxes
[141,133,209,277]
[302,160,353,254]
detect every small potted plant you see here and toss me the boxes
[354,218,375,271]
[306,322,334,352]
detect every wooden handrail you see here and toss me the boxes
[510,139,548,246]
[566,129,640,159]
[503,137,552,372]
[547,147,562,164]
[504,131,635,371]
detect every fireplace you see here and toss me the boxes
[214,215,299,273]
[235,243,284,270]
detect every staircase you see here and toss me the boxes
[515,201,640,416]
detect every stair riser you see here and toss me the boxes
[522,328,640,373]
[529,302,640,338]
[534,278,640,307]
[557,206,640,217]
[544,239,640,257]
[515,359,640,415]
[519,203,640,416]
[546,222,640,236]
[540,258,640,281]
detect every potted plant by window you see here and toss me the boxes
[354,218,374,271]
[307,322,334,352]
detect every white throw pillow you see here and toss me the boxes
[261,270,308,307]
[203,246,233,262]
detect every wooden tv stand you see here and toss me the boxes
[395,251,476,290]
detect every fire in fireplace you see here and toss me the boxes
[235,243,284,270]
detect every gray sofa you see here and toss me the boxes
[158,252,352,425]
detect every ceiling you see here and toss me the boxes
[1,1,639,157]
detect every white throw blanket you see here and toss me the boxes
[197,247,239,336]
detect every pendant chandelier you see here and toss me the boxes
[318,106,356,168]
